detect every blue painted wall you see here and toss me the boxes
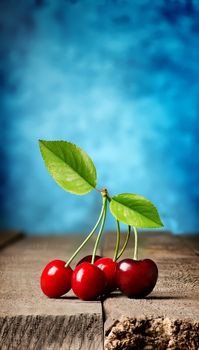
[1,0,199,234]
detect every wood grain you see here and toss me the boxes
[102,231,199,350]
[1,231,198,349]
[182,234,199,256]
[0,235,103,350]
[0,314,103,350]
[0,230,24,249]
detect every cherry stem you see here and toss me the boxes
[65,196,106,267]
[113,220,121,262]
[96,187,112,202]
[116,225,131,261]
[133,226,138,260]
[91,197,107,264]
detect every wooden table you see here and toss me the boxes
[0,231,198,350]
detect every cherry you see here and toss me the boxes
[72,262,106,300]
[40,260,73,298]
[76,254,101,266]
[117,258,158,298]
[94,257,118,293]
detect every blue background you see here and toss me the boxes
[0,0,199,234]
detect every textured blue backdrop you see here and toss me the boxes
[0,0,199,234]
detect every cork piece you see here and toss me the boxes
[105,317,199,350]
[102,232,199,350]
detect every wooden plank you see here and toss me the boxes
[0,230,24,249]
[102,231,199,350]
[0,235,103,350]
[182,234,199,256]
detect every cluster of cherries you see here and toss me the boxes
[39,139,161,300]
[40,252,158,300]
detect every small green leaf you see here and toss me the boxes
[39,140,97,195]
[110,193,164,228]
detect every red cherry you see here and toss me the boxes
[94,257,117,293]
[72,262,106,300]
[76,255,102,266]
[40,260,73,298]
[117,258,158,298]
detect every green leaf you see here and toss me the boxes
[39,140,97,195]
[110,193,164,228]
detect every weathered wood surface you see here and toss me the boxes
[182,234,199,256]
[0,235,103,350]
[102,231,199,350]
[0,231,198,350]
[0,230,24,249]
